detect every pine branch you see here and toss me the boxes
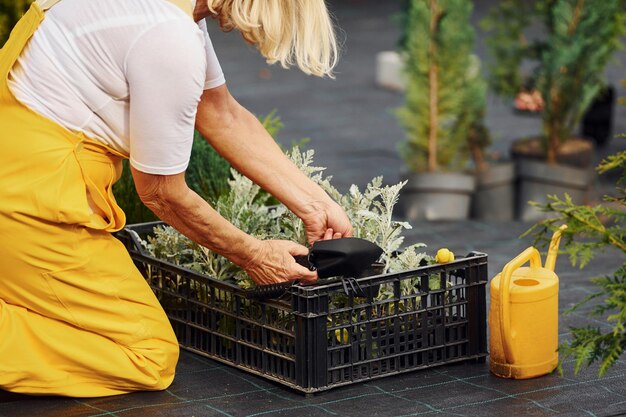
[597,144,626,174]
[528,147,626,376]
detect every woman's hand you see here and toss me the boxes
[244,240,318,285]
[300,199,353,245]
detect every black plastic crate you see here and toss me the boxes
[116,222,488,394]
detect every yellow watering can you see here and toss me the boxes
[489,225,567,379]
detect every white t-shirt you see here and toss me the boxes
[8,0,226,175]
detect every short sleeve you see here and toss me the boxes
[125,20,206,175]
[198,19,226,90]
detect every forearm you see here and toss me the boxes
[195,87,332,218]
[132,168,259,267]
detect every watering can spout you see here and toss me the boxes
[544,225,568,272]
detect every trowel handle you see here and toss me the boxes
[499,247,542,365]
[294,255,314,271]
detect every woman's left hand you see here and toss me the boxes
[300,199,353,245]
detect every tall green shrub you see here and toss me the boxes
[113,160,157,224]
[482,0,625,163]
[185,130,233,206]
[0,0,31,47]
[114,112,284,224]
[396,0,486,173]
[113,130,233,224]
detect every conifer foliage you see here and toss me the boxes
[396,0,486,173]
[525,140,626,376]
[482,0,625,163]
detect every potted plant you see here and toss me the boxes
[116,117,491,392]
[395,0,483,221]
[482,0,625,221]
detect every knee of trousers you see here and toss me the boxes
[130,329,180,391]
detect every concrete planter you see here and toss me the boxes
[471,162,516,222]
[398,172,476,221]
[516,159,593,222]
[375,51,406,91]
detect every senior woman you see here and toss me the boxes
[0,0,351,397]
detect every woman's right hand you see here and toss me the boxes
[299,199,353,245]
[243,240,318,285]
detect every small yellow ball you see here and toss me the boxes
[435,248,455,263]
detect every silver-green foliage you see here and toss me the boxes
[144,146,430,290]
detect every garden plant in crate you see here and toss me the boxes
[524,138,626,377]
[121,121,489,392]
[395,0,487,221]
[141,147,435,325]
[482,0,625,221]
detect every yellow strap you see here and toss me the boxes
[165,0,194,18]
[36,0,193,18]
[36,0,61,11]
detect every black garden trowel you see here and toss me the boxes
[246,237,384,300]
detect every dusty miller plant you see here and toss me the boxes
[144,146,430,292]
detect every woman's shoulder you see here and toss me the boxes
[45,0,204,62]
[49,0,199,36]
[32,0,207,93]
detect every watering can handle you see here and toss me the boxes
[499,246,542,365]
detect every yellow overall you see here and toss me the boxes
[0,0,194,397]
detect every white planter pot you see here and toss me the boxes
[375,51,406,91]
[398,172,476,221]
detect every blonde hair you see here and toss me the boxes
[207,0,339,78]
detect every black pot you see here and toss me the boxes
[581,85,615,147]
